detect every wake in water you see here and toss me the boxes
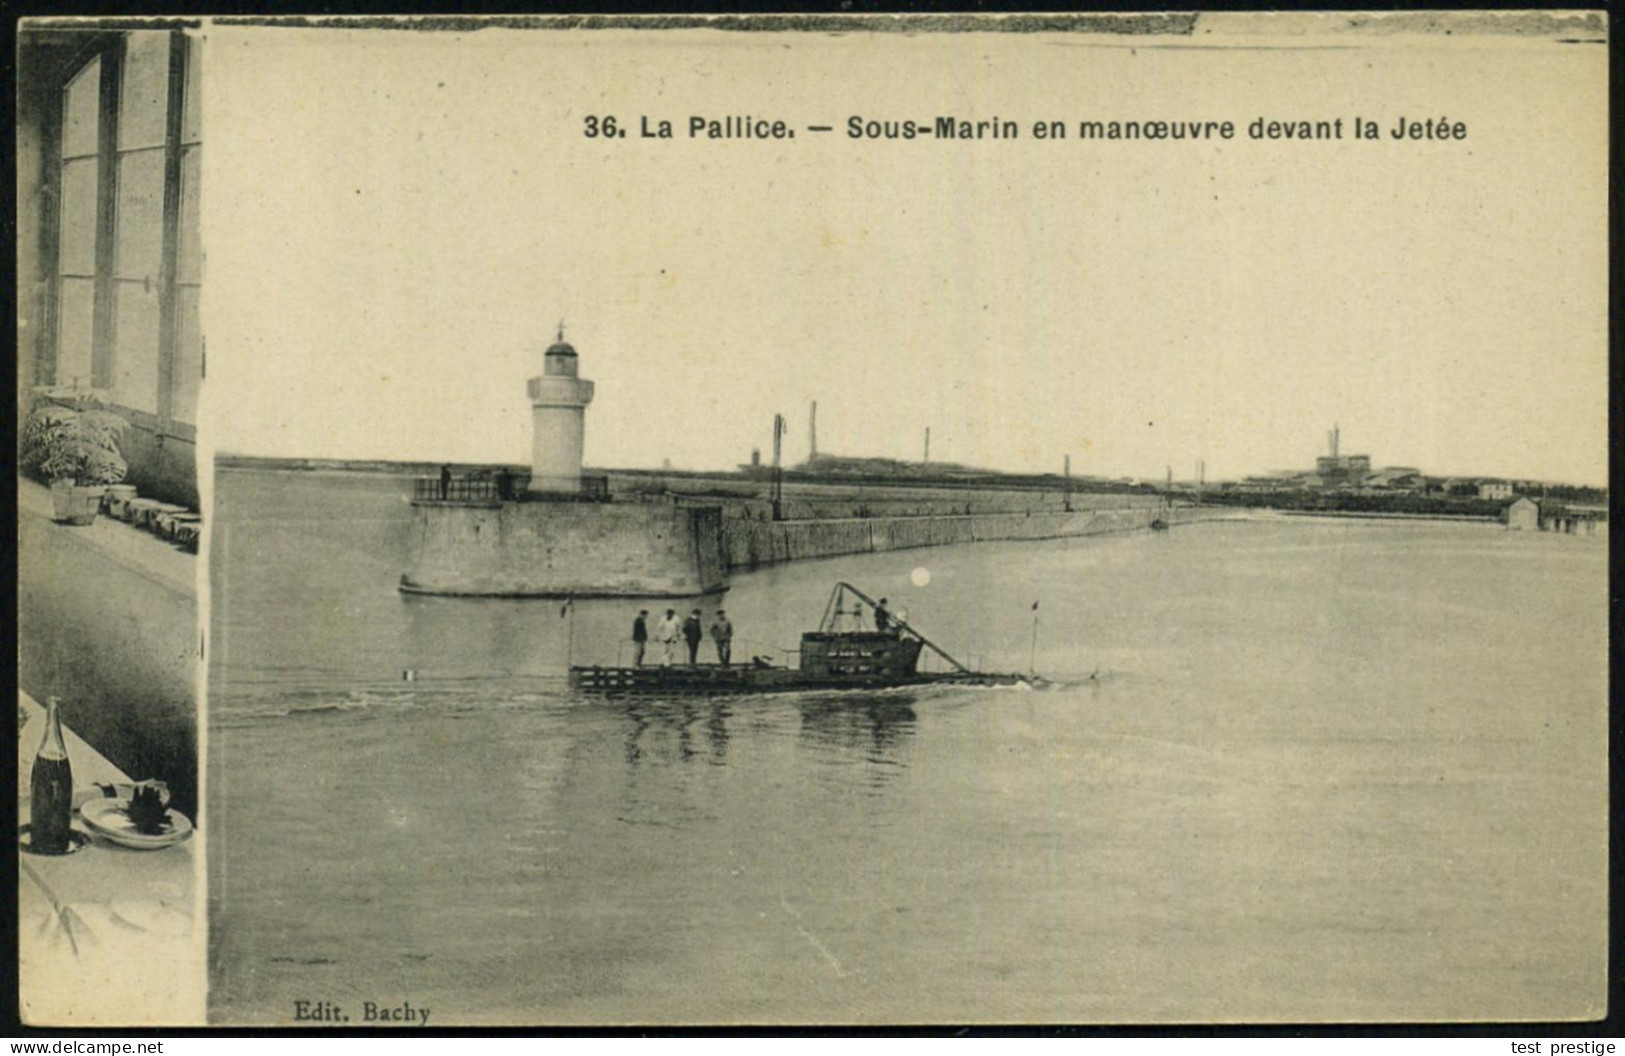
[209,678,573,725]
[212,666,1130,728]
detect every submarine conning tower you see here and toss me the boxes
[527,324,596,495]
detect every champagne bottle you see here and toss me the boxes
[29,697,73,854]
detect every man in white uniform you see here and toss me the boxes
[656,608,681,666]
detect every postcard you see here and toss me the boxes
[15,12,1608,1027]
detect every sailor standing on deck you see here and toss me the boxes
[710,610,734,667]
[657,609,680,666]
[631,610,649,666]
[874,598,893,634]
[683,609,704,665]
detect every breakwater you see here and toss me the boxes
[402,501,728,597]
[391,456,1231,595]
[400,495,1223,596]
[721,504,1220,572]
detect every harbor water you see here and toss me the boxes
[208,468,1606,1023]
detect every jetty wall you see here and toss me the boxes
[721,504,1213,572]
[401,491,1225,596]
[402,501,727,597]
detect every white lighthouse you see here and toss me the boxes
[526,323,595,495]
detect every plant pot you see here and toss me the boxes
[136,501,187,533]
[174,522,201,553]
[159,511,202,541]
[49,479,75,520]
[103,484,138,515]
[52,481,104,526]
[70,485,107,525]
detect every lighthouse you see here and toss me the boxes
[404,322,725,597]
[526,323,596,495]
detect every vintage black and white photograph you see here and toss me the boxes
[16,22,206,1025]
[16,11,1611,1028]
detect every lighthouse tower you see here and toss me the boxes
[526,323,596,495]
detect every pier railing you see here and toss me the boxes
[576,475,611,502]
[412,473,611,505]
[414,477,501,504]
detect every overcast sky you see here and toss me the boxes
[201,22,1607,485]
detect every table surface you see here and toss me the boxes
[18,691,204,1026]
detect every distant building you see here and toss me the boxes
[1242,475,1299,491]
[795,453,992,478]
[1502,497,1604,535]
[1536,500,1597,535]
[1311,424,1371,486]
[1503,496,1538,531]
[1478,480,1515,501]
[1362,467,1423,490]
[1314,454,1371,481]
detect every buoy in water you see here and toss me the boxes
[402,669,417,682]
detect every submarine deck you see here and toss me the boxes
[568,663,1035,697]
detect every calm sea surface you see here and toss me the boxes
[208,469,1607,1024]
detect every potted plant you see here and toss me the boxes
[21,402,130,525]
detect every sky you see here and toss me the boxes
[200,20,1608,485]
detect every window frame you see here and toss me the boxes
[46,29,197,437]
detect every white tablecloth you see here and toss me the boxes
[18,692,204,1025]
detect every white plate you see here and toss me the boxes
[70,781,170,812]
[80,798,193,850]
[73,782,135,811]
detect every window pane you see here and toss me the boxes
[111,280,161,412]
[178,146,201,283]
[118,32,171,151]
[114,149,165,280]
[58,157,100,275]
[61,57,101,158]
[56,278,96,389]
[172,285,202,424]
[181,35,202,145]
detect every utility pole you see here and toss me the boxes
[1063,454,1073,512]
[1029,601,1040,677]
[924,427,931,464]
[771,413,785,520]
[562,597,576,668]
[809,400,818,462]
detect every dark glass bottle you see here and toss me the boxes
[29,697,73,855]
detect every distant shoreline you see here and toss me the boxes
[1275,509,1499,524]
[212,456,1600,520]
[217,454,470,476]
[211,453,1158,496]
